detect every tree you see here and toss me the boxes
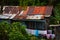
[54,5,60,24]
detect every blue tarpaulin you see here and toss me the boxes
[35,30,39,36]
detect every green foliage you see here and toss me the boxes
[48,0,55,5]
[0,0,60,6]
[3,0,19,5]
[19,0,47,6]
[0,21,27,40]
[8,22,27,40]
[50,16,56,24]
[0,21,41,40]
[0,21,47,40]
[50,5,60,24]
[54,5,60,24]
[0,21,10,40]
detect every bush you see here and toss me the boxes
[54,5,60,24]
[0,21,40,40]
[0,21,48,40]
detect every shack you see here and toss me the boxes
[12,6,53,36]
[0,6,55,38]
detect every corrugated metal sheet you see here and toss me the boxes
[45,6,53,17]
[32,6,46,15]
[27,6,35,14]
[0,6,53,20]
[14,7,29,19]
[45,6,53,15]
[26,15,44,19]
[0,15,10,19]
[27,6,53,15]
[1,6,22,19]
[3,6,22,14]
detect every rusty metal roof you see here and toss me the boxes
[14,6,53,20]
[0,6,53,20]
[1,6,22,19]
[27,6,53,15]
[31,6,46,15]
[45,6,53,17]
[3,6,22,14]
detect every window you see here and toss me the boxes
[25,20,46,30]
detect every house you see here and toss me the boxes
[13,6,53,19]
[0,6,54,37]
[12,6,53,36]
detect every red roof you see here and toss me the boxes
[14,6,53,20]
[32,6,46,15]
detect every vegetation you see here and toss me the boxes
[0,21,46,40]
[54,5,60,24]
[0,0,60,40]
[50,5,60,24]
[0,0,58,6]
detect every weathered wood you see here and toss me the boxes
[49,24,60,40]
[49,25,60,27]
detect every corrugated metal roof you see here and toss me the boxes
[27,6,35,14]
[12,6,53,20]
[3,6,22,14]
[44,6,53,17]
[1,6,22,19]
[0,15,10,19]
[0,6,53,20]
[32,6,46,15]
[27,6,53,15]
[13,7,29,19]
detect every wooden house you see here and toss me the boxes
[13,6,53,36]
[0,6,54,37]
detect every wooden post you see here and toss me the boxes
[45,17,50,30]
